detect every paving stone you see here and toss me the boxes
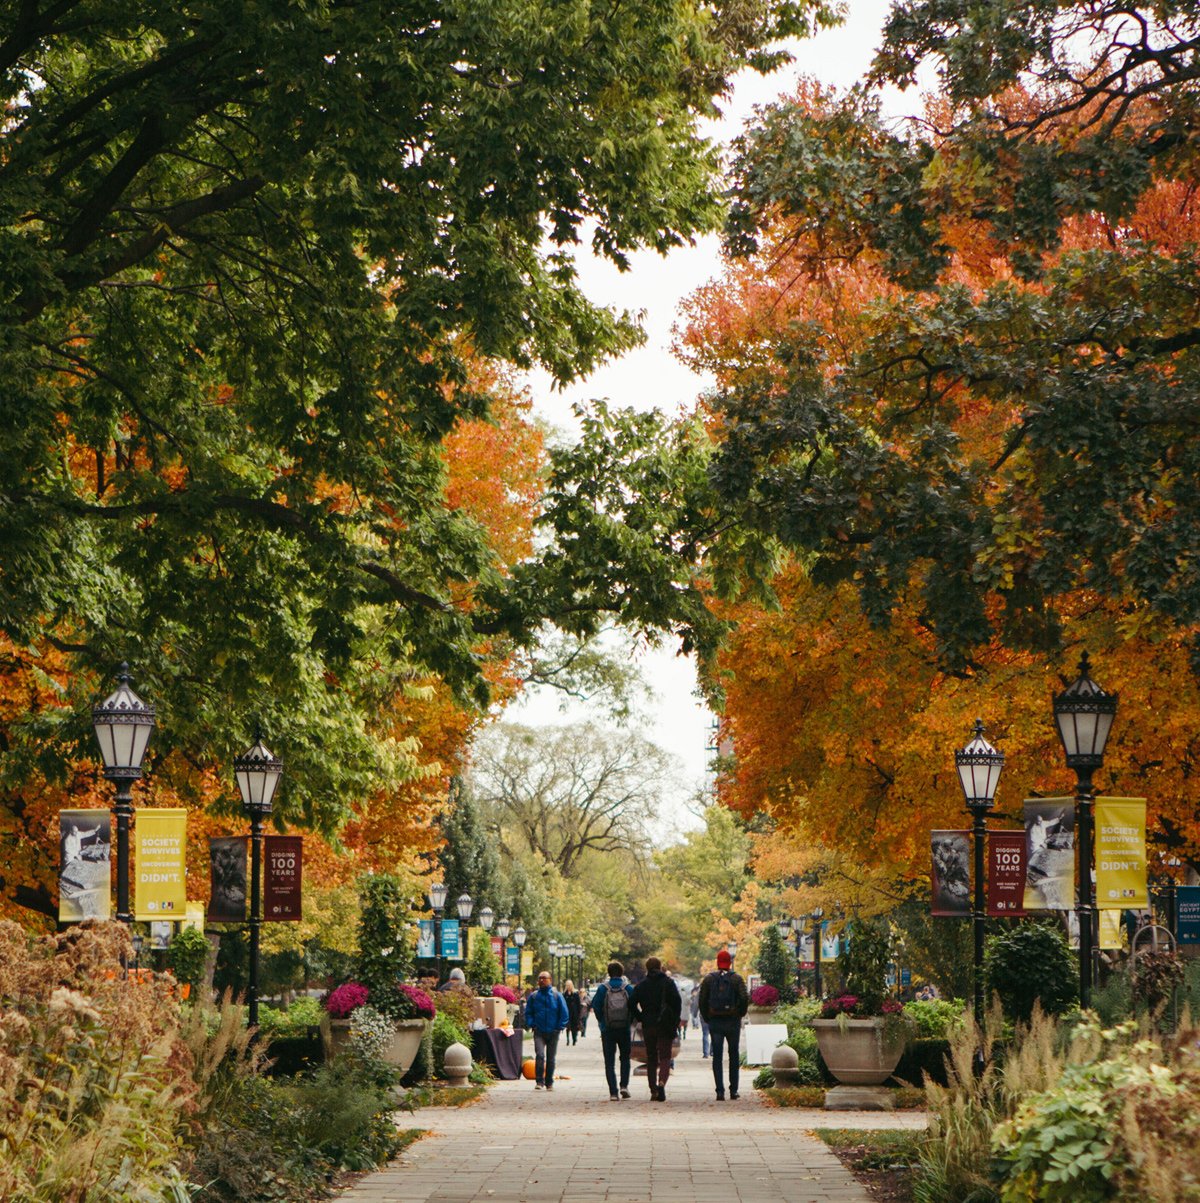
[332,1026,924,1202]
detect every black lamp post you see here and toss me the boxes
[234,728,283,1029]
[726,939,738,966]
[514,925,527,987]
[496,915,511,985]
[548,938,559,987]
[811,908,824,1000]
[789,916,804,995]
[429,881,448,984]
[479,905,494,936]
[130,931,144,979]
[1052,652,1118,1004]
[955,718,1005,1027]
[455,893,473,977]
[92,663,156,924]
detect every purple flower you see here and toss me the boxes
[325,981,369,1019]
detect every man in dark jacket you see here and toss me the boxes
[590,961,636,1101]
[524,970,570,1090]
[631,956,682,1101]
[698,948,748,1100]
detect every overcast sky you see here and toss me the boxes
[509,0,909,823]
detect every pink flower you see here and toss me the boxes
[325,981,369,1019]
[491,984,520,1004]
[398,982,436,1018]
[750,984,780,1007]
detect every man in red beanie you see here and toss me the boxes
[698,947,748,1100]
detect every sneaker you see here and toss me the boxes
[609,1094,620,1101]
[534,1083,544,1090]
[658,1085,667,1101]
[715,1091,725,1101]
[545,1083,554,1091]
[619,1088,631,1099]
[730,1091,739,1100]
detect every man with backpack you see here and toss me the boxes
[589,960,636,1101]
[524,970,570,1091]
[632,956,683,1101]
[699,947,748,1100]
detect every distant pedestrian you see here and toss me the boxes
[632,956,682,1102]
[590,961,636,1101]
[564,979,582,1045]
[699,948,748,1101]
[524,970,569,1090]
[438,967,466,993]
[579,984,591,1037]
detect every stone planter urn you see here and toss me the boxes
[382,1018,429,1074]
[745,1006,777,1026]
[811,1017,907,1086]
[321,1015,429,1076]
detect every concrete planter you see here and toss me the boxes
[745,1006,777,1026]
[322,1015,429,1076]
[811,1016,907,1085]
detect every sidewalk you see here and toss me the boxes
[334,1025,926,1203]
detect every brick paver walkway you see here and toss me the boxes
[334,1026,926,1203]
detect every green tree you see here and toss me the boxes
[0,0,816,828]
[356,874,412,1019]
[709,1,1200,670]
[984,923,1077,1023]
[756,922,796,1002]
[438,777,501,915]
[465,937,502,994]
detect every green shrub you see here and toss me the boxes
[465,938,502,993]
[356,873,413,1020]
[841,918,892,1015]
[756,924,797,1002]
[754,1065,775,1088]
[431,1009,471,1078]
[992,1018,1200,1203]
[1088,973,1133,1026]
[168,926,212,992]
[903,998,966,1039]
[984,924,1077,1023]
[257,996,322,1037]
[894,1038,953,1088]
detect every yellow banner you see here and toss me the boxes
[520,948,534,983]
[134,808,188,920]
[182,901,206,931]
[1098,909,1124,950]
[466,924,483,960]
[1095,798,1148,909]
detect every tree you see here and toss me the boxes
[756,922,796,1002]
[706,5,1200,671]
[470,722,673,878]
[437,777,501,913]
[0,0,816,839]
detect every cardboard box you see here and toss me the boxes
[471,996,507,1028]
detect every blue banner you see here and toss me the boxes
[505,945,520,975]
[417,918,434,958]
[441,919,461,960]
[1179,886,1200,944]
[900,968,912,987]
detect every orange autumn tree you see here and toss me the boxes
[0,374,545,929]
[683,80,1200,903]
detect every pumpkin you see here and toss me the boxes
[521,1057,537,1080]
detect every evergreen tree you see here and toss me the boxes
[756,923,796,1002]
[438,777,501,912]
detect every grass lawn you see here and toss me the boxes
[815,1129,924,1203]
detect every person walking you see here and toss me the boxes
[690,981,710,1057]
[632,956,682,1102]
[589,961,635,1101]
[563,979,582,1045]
[579,984,591,1037]
[524,970,569,1090]
[699,948,748,1100]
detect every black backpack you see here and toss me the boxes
[708,970,738,1017]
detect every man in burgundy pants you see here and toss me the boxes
[632,956,683,1101]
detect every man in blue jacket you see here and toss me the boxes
[524,970,570,1090]
[589,960,636,1101]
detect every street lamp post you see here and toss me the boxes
[811,908,824,1000]
[726,939,738,964]
[456,893,473,978]
[513,925,527,988]
[548,938,559,987]
[1053,652,1118,1004]
[429,881,448,985]
[91,663,156,924]
[955,718,1005,1028]
[497,915,511,986]
[234,728,283,1029]
[790,916,804,996]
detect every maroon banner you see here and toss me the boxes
[264,836,303,921]
[987,830,1026,916]
[931,830,971,917]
